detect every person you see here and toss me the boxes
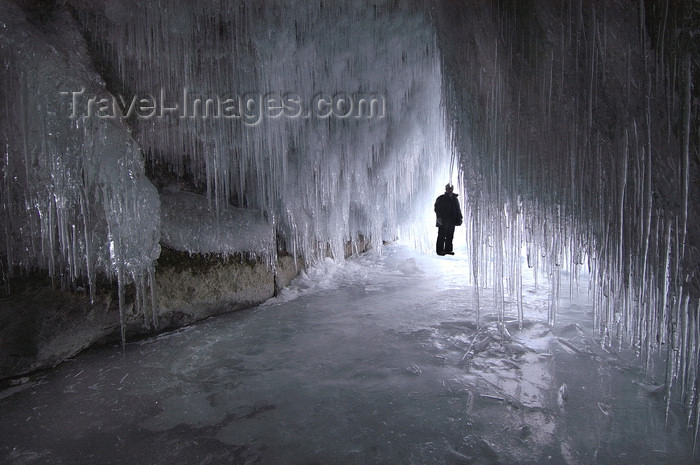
[434,183,463,256]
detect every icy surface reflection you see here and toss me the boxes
[0,244,695,464]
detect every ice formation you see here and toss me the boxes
[1,0,449,339]
[66,0,450,264]
[160,191,273,256]
[436,1,699,436]
[0,0,698,444]
[0,1,161,338]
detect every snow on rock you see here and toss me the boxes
[265,256,369,305]
[160,191,272,257]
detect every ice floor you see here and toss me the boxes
[0,243,696,464]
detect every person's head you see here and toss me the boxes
[445,183,453,194]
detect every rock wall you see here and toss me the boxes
[153,249,302,330]
[0,253,302,380]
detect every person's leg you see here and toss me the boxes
[444,225,455,254]
[436,227,446,255]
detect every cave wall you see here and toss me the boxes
[0,0,445,377]
[435,0,699,412]
[0,251,302,379]
[64,0,450,262]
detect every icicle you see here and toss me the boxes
[471,202,480,328]
[680,294,690,403]
[148,266,158,330]
[116,261,126,348]
[679,54,691,263]
[660,221,673,345]
[693,301,700,457]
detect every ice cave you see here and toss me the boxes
[0,0,698,463]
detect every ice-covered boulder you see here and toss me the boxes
[0,1,160,297]
[160,191,272,256]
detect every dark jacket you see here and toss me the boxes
[434,193,463,227]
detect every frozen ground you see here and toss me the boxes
[0,243,696,465]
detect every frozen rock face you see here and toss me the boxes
[160,191,273,257]
[66,0,450,263]
[435,0,699,420]
[154,251,300,325]
[0,1,161,299]
[3,0,450,295]
[0,251,302,378]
